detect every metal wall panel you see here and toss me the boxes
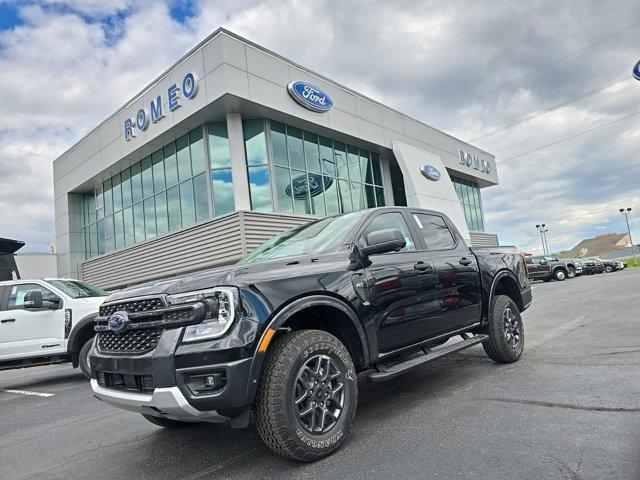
[469,232,499,247]
[82,210,315,290]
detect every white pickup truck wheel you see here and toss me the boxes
[78,338,94,379]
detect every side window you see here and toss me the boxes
[7,283,56,310]
[360,212,416,252]
[413,213,456,250]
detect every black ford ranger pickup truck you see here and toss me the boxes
[90,207,532,461]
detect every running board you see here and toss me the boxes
[367,334,488,383]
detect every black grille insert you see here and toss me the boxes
[97,371,156,394]
[100,297,165,316]
[97,329,162,354]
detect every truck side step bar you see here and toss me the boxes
[367,334,489,383]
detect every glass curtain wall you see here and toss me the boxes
[451,176,485,232]
[243,119,385,216]
[82,123,231,259]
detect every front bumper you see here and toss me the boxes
[90,317,260,418]
[91,379,228,423]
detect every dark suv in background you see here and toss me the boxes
[543,256,582,278]
[526,256,570,281]
[580,258,605,274]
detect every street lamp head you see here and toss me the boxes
[536,224,540,229]
[542,224,546,228]
[627,207,632,212]
[619,208,624,213]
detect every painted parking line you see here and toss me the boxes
[0,389,54,398]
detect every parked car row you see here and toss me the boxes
[525,255,625,282]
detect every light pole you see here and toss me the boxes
[619,207,636,265]
[535,224,549,254]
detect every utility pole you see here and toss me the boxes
[535,224,549,254]
[619,208,636,265]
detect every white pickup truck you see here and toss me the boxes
[0,278,108,378]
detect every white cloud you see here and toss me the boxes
[0,0,639,256]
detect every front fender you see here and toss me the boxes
[242,294,369,407]
[67,313,97,366]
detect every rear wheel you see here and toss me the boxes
[142,414,195,429]
[255,330,358,462]
[604,265,613,273]
[482,295,524,363]
[78,337,94,379]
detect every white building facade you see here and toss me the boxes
[53,29,498,290]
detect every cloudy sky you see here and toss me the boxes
[1,0,639,254]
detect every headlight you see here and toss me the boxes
[167,287,238,342]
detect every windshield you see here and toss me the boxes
[240,211,364,264]
[48,280,109,298]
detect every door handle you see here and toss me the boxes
[1,319,16,323]
[459,258,472,266]
[414,261,432,272]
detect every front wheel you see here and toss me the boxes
[554,269,567,281]
[482,295,524,363]
[567,266,576,278]
[604,265,613,273]
[255,330,358,462]
[78,337,94,379]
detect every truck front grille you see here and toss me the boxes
[99,297,165,316]
[97,329,162,354]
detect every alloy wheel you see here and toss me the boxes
[502,307,521,349]
[293,354,345,435]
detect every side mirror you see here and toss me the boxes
[24,290,43,309]
[360,228,406,257]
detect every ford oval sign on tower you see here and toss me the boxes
[420,164,441,181]
[287,81,333,112]
[633,59,640,81]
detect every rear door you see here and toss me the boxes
[409,212,482,334]
[0,282,66,360]
[359,210,440,353]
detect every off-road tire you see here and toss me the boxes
[141,414,195,429]
[255,330,358,462]
[482,295,524,364]
[78,337,94,379]
[604,265,613,273]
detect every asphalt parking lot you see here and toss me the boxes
[1,269,639,480]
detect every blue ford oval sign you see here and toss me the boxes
[287,81,333,112]
[420,164,441,181]
[286,173,333,199]
[107,312,128,333]
[633,59,640,81]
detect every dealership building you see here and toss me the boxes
[53,29,499,290]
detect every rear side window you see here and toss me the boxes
[413,214,456,250]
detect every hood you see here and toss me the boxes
[103,255,324,303]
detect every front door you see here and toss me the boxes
[359,211,440,353]
[0,282,66,360]
[408,212,482,335]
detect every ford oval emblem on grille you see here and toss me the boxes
[107,312,128,332]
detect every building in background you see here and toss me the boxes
[0,238,57,280]
[53,29,499,290]
[560,232,631,258]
